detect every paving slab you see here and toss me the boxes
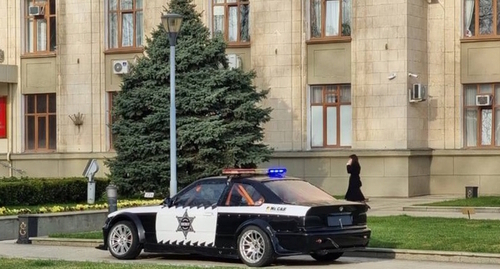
[3,195,500,266]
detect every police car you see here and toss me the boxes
[100,168,371,267]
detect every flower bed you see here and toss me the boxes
[0,199,163,216]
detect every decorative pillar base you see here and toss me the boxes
[17,215,38,244]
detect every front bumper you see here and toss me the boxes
[275,228,371,254]
[97,218,112,251]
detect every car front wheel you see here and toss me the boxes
[310,251,343,262]
[107,220,142,259]
[237,226,275,267]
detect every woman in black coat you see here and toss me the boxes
[344,154,366,202]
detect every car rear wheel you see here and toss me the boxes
[107,220,142,259]
[310,251,344,262]
[237,226,274,267]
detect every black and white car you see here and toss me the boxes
[99,168,371,267]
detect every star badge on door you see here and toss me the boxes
[176,209,195,239]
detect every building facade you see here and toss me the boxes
[0,0,499,197]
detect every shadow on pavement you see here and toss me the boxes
[136,252,383,267]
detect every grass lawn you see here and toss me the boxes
[417,196,500,207]
[0,258,237,269]
[49,230,103,239]
[50,215,500,254]
[368,215,500,253]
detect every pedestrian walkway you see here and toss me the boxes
[365,195,500,220]
[1,195,500,266]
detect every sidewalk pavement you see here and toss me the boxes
[366,195,500,220]
[2,195,500,265]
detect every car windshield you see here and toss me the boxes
[264,179,336,205]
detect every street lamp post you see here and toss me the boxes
[161,13,183,198]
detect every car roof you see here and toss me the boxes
[199,175,303,184]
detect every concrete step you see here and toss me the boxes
[403,206,500,213]
[30,237,103,248]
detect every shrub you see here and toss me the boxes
[0,177,110,206]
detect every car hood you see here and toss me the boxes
[107,205,162,218]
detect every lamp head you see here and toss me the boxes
[161,13,183,34]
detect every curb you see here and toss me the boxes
[29,238,500,265]
[30,237,103,248]
[403,206,500,213]
[346,248,500,265]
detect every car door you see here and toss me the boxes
[155,180,226,247]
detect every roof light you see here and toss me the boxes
[221,168,287,178]
[268,168,287,178]
[222,168,263,175]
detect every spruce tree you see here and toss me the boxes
[107,0,272,197]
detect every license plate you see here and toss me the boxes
[327,215,352,227]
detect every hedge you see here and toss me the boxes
[0,177,110,206]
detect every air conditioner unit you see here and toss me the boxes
[226,54,242,69]
[476,94,493,106]
[29,6,45,16]
[112,60,129,75]
[409,83,426,103]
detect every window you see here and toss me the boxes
[265,180,336,205]
[310,0,351,39]
[225,183,264,206]
[463,0,500,37]
[310,85,351,147]
[174,181,226,207]
[212,0,250,45]
[25,0,57,54]
[108,92,118,150]
[464,84,500,147]
[25,93,56,151]
[108,0,143,49]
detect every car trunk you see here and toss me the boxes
[304,203,368,230]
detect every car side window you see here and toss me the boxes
[225,183,264,206]
[174,182,226,207]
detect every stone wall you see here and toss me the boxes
[352,0,408,149]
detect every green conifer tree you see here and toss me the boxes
[107,0,272,197]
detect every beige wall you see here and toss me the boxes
[406,1,428,149]
[0,0,20,66]
[1,0,500,198]
[427,0,461,150]
[0,65,17,83]
[252,0,305,151]
[461,41,500,84]
[408,156,431,196]
[352,1,409,149]
[21,58,57,94]
[307,43,351,84]
[0,152,114,178]
[105,53,144,92]
[269,150,432,197]
[431,150,500,196]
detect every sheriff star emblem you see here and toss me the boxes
[176,210,195,239]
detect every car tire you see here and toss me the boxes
[237,225,275,267]
[310,251,344,262]
[107,220,142,260]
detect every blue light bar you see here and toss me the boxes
[268,168,287,178]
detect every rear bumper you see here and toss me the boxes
[275,228,371,254]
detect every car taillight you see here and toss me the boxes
[353,212,367,225]
[305,215,324,227]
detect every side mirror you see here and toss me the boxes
[163,197,173,207]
